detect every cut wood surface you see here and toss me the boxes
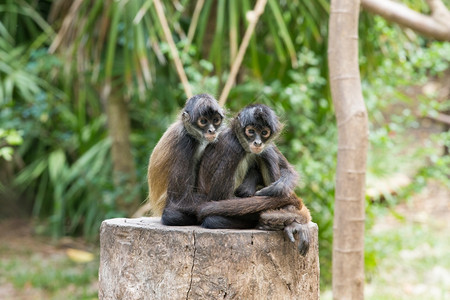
[99,217,319,300]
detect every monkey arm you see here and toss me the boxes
[234,165,263,197]
[197,194,300,221]
[255,146,299,197]
[255,167,298,196]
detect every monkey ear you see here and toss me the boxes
[237,113,245,128]
[237,112,246,128]
[182,111,190,122]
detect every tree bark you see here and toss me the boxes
[105,93,140,215]
[361,0,450,41]
[99,217,320,300]
[328,0,368,299]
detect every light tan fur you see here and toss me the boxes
[147,121,181,216]
[258,160,273,187]
[233,154,256,190]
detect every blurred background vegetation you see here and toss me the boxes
[0,0,449,298]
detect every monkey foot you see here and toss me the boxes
[284,222,310,256]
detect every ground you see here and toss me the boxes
[320,181,450,300]
[0,219,98,300]
[365,181,450,300]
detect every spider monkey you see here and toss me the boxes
[147,94,224,225]
[195,104,312,255]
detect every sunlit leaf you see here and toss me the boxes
[0,146,13,160]
[66,248,95,263]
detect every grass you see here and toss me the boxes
[366,220,449,299]
[0,233,99,300]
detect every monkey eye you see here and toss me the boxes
[245,127,255,136]
[213,117,221,126]
[261,129,271,138]
[198,117,208,127]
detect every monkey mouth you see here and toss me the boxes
[204,133,217,142]
[249,145,264,154]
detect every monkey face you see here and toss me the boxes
[181,94,225,143]
[234,104,282,154]
[244,125,271,154]
[196,113,223,142]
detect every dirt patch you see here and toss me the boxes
[397,181,450,223]
[0,219,56,255]
[373,181,450,233]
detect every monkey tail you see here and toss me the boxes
[198,194,300,220]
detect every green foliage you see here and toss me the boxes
[188,0,329,82]
[415,131,450,187]
[360,16,450,283]
[361,17,450,186]
[4,94,120,238]
[0,20,121,238]
[0,0,54,46]
[0,128,23,161]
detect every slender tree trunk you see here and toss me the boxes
[105,92,140,215]
[328,0,368,299]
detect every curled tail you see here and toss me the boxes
[198,194,300,220]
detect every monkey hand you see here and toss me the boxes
[255,182,288,197]
[234,185,255,197]
[284,222,310,256]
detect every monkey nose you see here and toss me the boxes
[208,128,215,134]
[253,141,262,147]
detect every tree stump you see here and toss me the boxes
[99,217,319,300]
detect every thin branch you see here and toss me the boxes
[153,0,193,98]
[218,0,268,107]
[427,112,450,125]
[361,0,450,41]
[427,0,450,16]
[183,0,205,53]
[48,0,83,53]
[427,0,450,29]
